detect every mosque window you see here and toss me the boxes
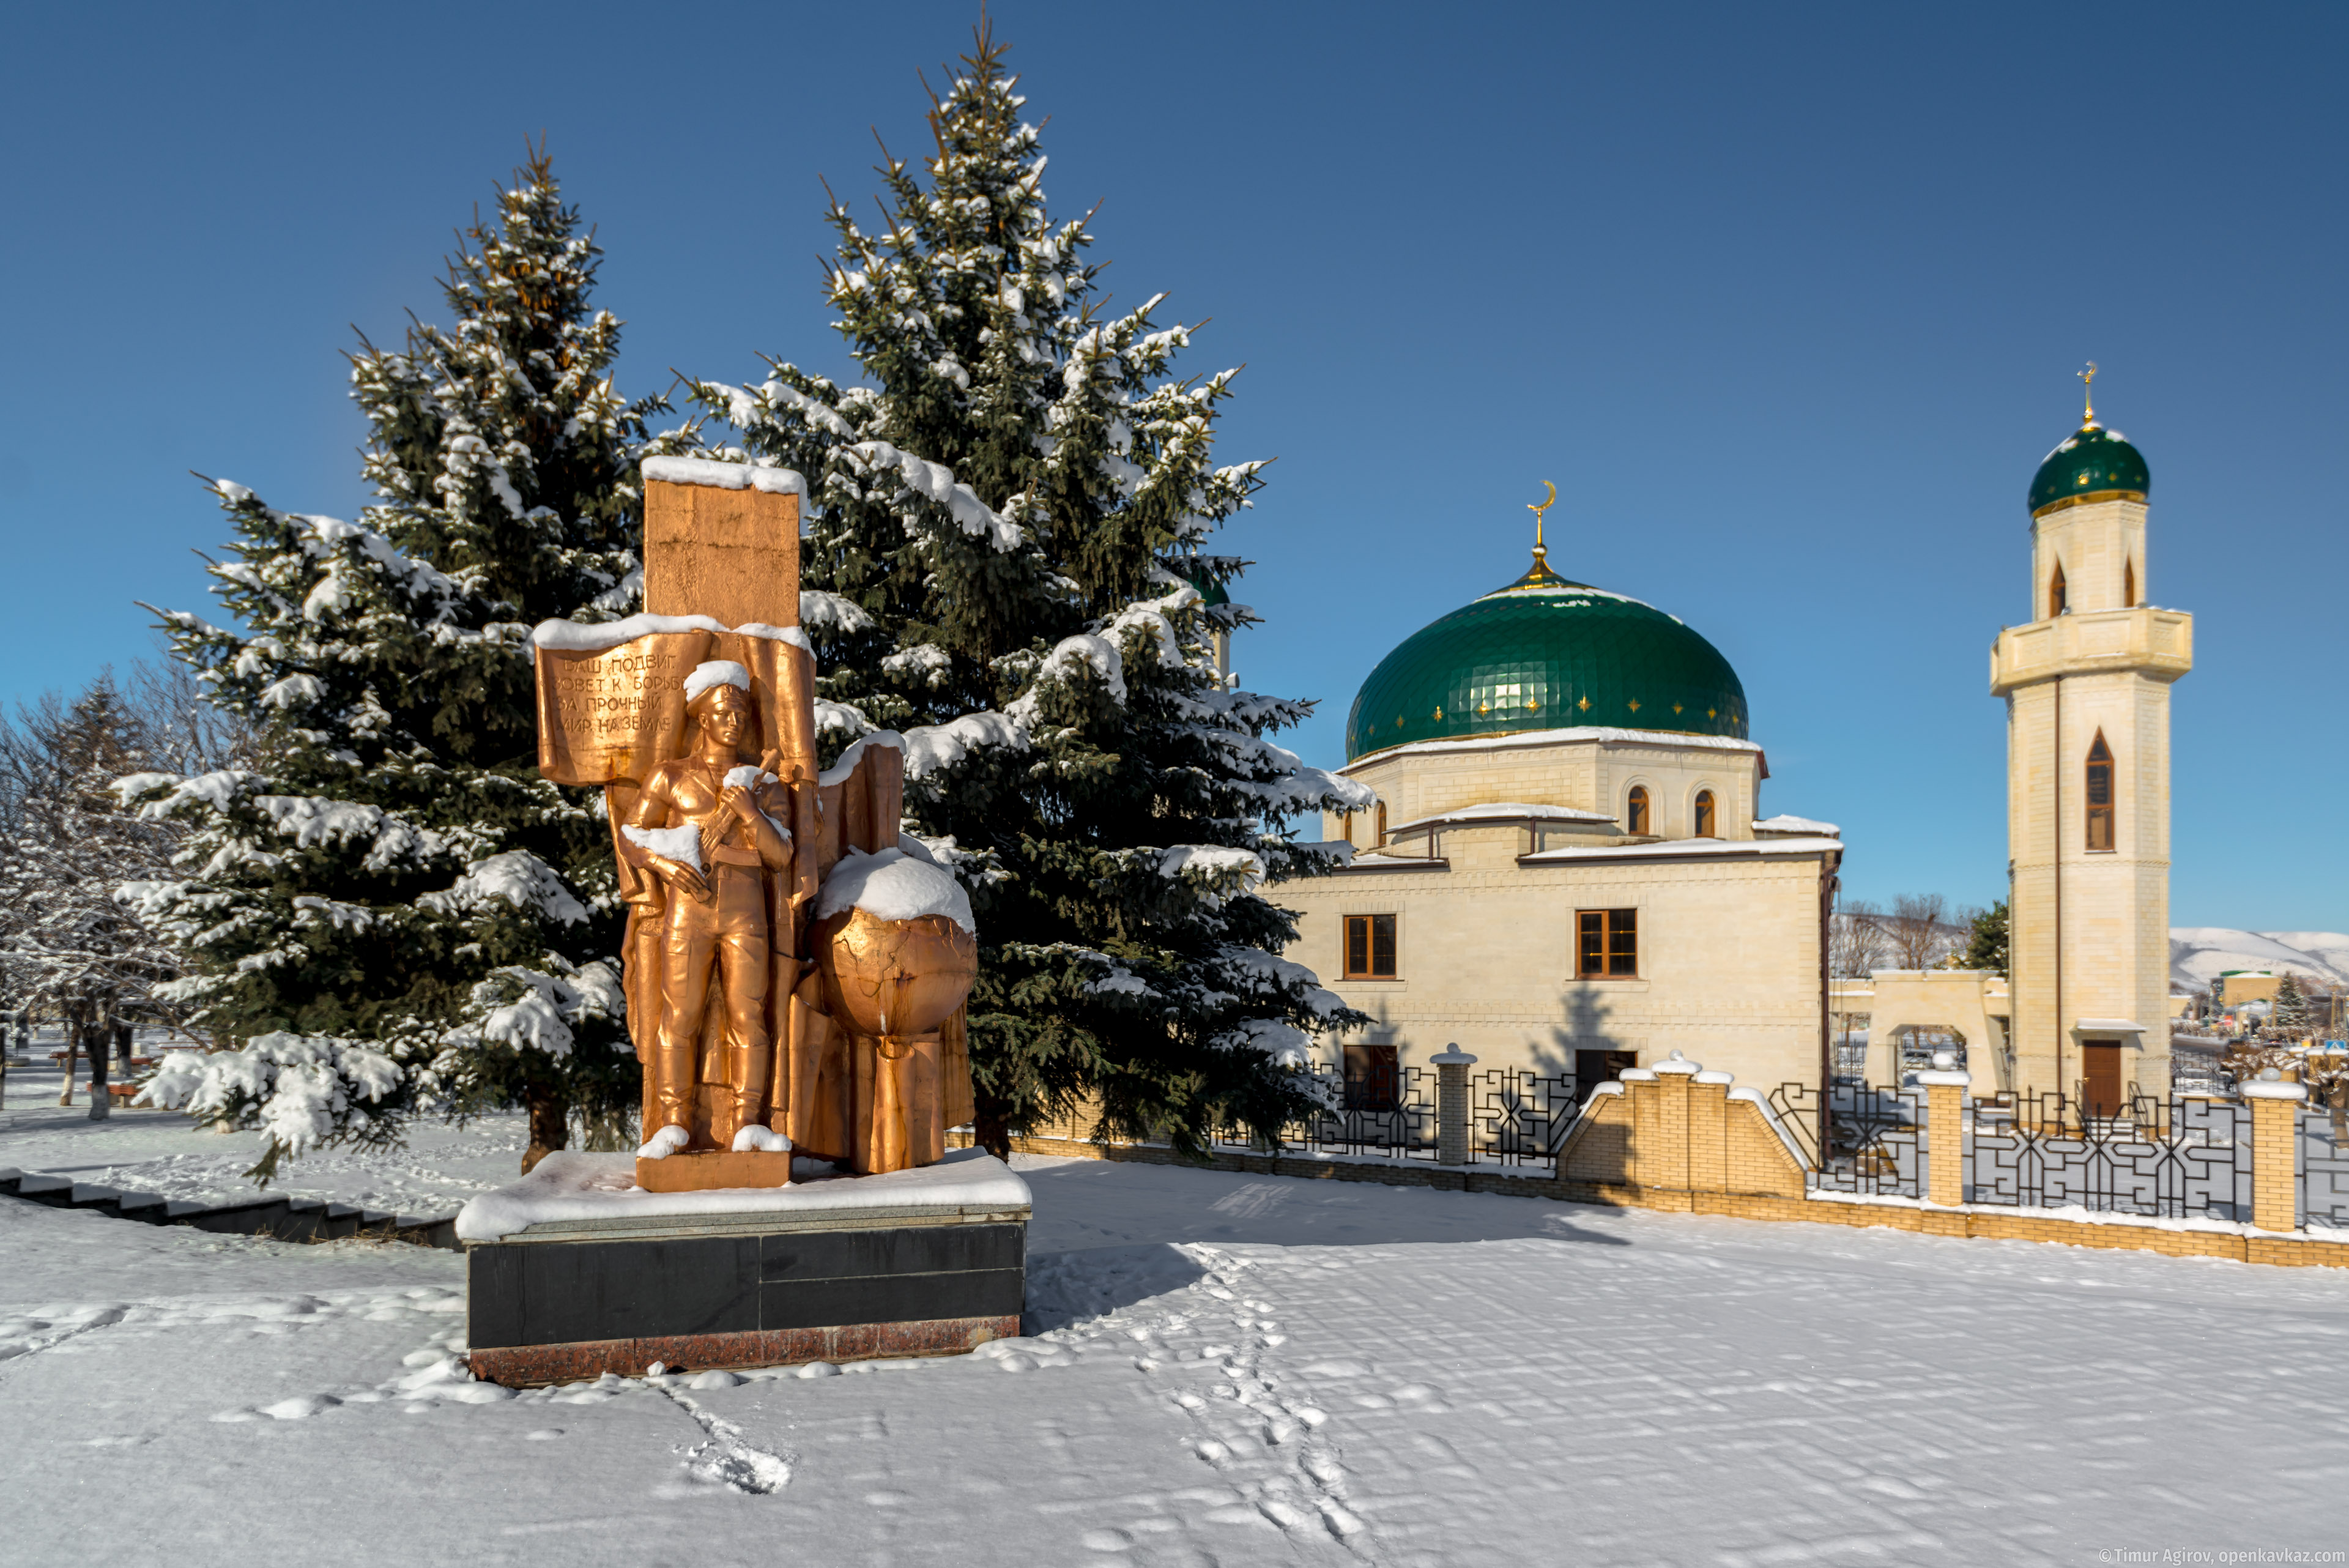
[2085,733,2115,852]
[1627,786,1650,835]
[1693,790,1716,838]
[1343,915,1398,979]
[2049,563,2068,618]
[2123,558,2136,608]
[1577,908,1638,978]
[1375,801,1388,843]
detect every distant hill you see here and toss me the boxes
[2170,929,2349,992]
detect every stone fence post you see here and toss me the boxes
[1432,1046,1476,1167]
[2243,1074,2307,1233]
[1915,1063,1971,1206]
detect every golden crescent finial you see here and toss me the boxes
[1527,480,1557,560]
[2079,361,2099,428]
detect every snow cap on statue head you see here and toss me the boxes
[683,660,752,708]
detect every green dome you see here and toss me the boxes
[1177,563,1230,606]
[1345,555,1748,762]
[2030,423,2149,515]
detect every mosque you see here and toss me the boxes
[1288,380,2189,1114]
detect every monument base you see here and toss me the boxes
[634,1148,794,1193]
[458,1148,1031,1388]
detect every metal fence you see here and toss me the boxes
[1208,1062,1441,1162]
[1965,1091,2251,1221]
[1469,1068,1579,1169]
[1769,1080,1924,1198]
[2302,1104,2349,1231]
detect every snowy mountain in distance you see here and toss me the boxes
[2170,929,2349,991]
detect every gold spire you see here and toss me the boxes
[1498,481,1567,592]
[2078,361,2099,429]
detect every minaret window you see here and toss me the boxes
[1627,786,1650,835]
[2049,562,2068,618]
[2123,559,2136,608]
[2085,732,2115,852]
[1693,790,1716,838]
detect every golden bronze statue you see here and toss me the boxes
[533,461,977,1189]
[623,665,794,1156]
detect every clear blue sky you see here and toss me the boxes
[3,2,2341,930]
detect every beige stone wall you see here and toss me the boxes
[1323,731,1763,847]
[1282,819,1831,1090]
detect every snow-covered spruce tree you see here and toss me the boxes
[688,26,1371,1156]
[0,675,185,1113]
[127,149,674,1176]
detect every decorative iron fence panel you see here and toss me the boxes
[1468,1069,1578,1167]
[1965,1092,2250,1221]
[1771,1080,1923,1198]
[2301,1104,2349,1231]
[1210,1062,1439,1161]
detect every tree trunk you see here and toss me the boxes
[58,1017,78,1107]
[521,1084,570,1175]
[87,1012,111,1121]
[973,1090,1014,1162]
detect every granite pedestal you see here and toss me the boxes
[458,1148,1029,1386]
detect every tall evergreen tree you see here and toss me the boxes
[688,26,1371,1156]
[128,149,676,1175]
[1959,901,2008,977]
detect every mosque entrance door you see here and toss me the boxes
[2081,1041,2124,1120]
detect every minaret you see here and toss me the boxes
[1991,367,2192,1110]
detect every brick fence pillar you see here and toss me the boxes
[1431,1046,1477,1167]
[2244,1076,2307,1233]
[1916,1068,1970,1206]
[1689,1070,1731,1191]
[1650,1052,1701,1190]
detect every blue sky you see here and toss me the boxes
[2,2,2340,929]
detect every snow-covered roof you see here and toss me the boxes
[2071,1018,2148,1034]
[1753,814,1840,837]
[1389,801,1617,834]
[1345,725,1763,771]
[1520,836,1841,865]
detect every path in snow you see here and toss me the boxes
[2,1146,2346,1564]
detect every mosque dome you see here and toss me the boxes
[1345,549,1749,762]
[2029,422,2149,516]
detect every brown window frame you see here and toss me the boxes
[1343,913,1398,979]
[1577,907,1639,979]
[2049,561,2068,618]
[2122,558,2136,608]
[1626,785,1650,835]
[1693,789,1716,838]
[2085,731,2115,852]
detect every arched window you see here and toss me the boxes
[1374,800,1387,845]
[2085,732,2114,851]
[2049,562,2068,618]
[1693,790,1716,838]
[2123,559,2136,608]
[1627,786,1650,835]
[1337,808,1354,847]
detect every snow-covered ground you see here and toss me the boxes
[3,1050,531,1219]
[6,1095,2348,1566]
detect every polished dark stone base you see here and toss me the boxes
[466,1215,1025,1385]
